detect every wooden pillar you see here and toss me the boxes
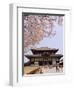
[56,58,59,72]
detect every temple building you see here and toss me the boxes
[24,47,63,74]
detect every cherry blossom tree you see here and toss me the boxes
[23,15,64,53]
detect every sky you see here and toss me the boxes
[36,25,64,54]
